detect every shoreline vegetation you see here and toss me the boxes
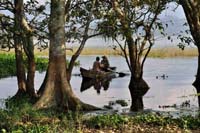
[34,47,198,57]
[0,98,200,132]
[0,53,79,79]
[0,47,198,57]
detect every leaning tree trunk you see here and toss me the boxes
[34,0,97,111]
[23,35,36,97]
[37,68,48,96]
[127,38,149,111]
[13,0,27,97]
[67,37,87,81]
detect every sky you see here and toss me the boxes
[84,3,188,48]
[3,1,188,48]
[161,3,186,19]
[24,0,185,18]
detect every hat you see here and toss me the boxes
[102,56,106,59]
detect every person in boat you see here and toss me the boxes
[100,56,110,72]
[92,56,101,71]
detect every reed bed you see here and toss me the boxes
[0,47,198,57]
[70,47,198,57]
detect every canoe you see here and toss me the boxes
[80,67,116,79]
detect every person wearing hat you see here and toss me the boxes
[100,56,110,71]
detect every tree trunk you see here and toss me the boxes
[127,38,149,111]
[193,47,200,107]
[179,0,200,107]
[13,0,27,97]
[37,68,48,96]
[129,75,149,111]
[34,0,98,111]
[23,35,36,97]
[67,38,87,81]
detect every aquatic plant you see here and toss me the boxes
[115,99,128,107]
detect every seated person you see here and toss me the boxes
[100,56,110,71]
[92,56,101,71]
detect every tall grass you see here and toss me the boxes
[0,53,80,79]
[67,47,198,57]
[0,53,16,78]
[148,47,198,58]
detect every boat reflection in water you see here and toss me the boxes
[80,76,149,111]
[80,77,113,94]
[79,67,150,111]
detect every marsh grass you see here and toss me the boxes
[0,53,80,78]
[0,53,16,78]
[1,47,197,57]
[148,47,198,58]
[0,53,49,78]
[68,47,198,57]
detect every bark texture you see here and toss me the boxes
[13,0,36,98]
[112,1,152,111]
[127,39,150,111]
[179,0,200,106]
[34,0,97,111]
[23,35,36,97]
[129,77,149,111]
[14,0,27,96]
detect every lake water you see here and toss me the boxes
[0,56,199,115]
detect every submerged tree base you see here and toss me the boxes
[129,77,150,111]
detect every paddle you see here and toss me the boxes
[117,72,127,77]
[107,68,128,77]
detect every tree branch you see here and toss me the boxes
[114,38,132,71]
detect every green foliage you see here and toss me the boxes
[174,115,200,129]
[115,99,128,107]
[133,113,175,127]
[0,53,80,78]
[35,57,49,73]
[0,97,85,132]
[0,53,16,78]
[1,101,200,132]
[132,113,200,130]
[84,114,129,129]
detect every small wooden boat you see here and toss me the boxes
[80,67,116,79]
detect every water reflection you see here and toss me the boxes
[80,77,113,94]
[0,57,199,115]
[80,76,150,112]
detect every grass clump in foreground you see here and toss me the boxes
[1,98,200,132]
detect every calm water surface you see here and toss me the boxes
[0,56,198,114]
